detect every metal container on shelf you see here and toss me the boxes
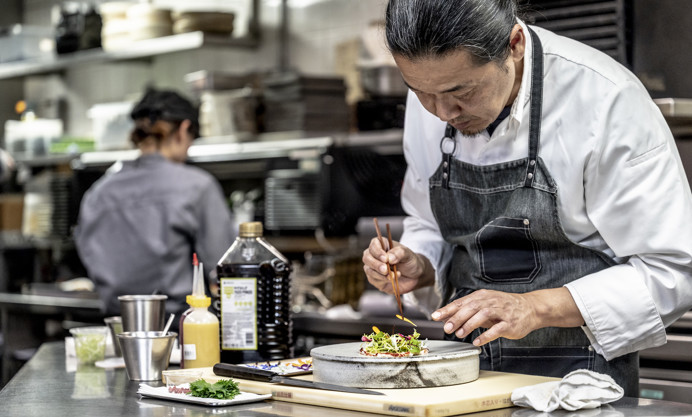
[359,65,408,97]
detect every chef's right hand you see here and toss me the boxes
[362,238,434,295]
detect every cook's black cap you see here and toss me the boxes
[130,88,200,138]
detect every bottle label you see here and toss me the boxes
[220,277,257,350]
[183,344,197,360]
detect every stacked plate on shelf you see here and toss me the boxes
[171,11,234,35]
[99,2,173,51]
[99,2,235,51]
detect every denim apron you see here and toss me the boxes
[429,28,638,396]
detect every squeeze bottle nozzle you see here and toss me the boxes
[187,253,210,308]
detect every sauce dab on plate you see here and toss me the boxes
[396,314,417,327]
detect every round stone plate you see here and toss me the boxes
[310,341,481,389]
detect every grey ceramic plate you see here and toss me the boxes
[310,341,481,389]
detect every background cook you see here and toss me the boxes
[75,88,236,329]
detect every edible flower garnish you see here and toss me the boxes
[396,314,417,327]
[360,329,427,356]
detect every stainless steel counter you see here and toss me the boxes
[3,341,692,417]
[0,291,103,386]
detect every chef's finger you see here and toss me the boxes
[472,322,510,346]
[362,247,390,276]
[367,236,390,263]
[363,266,393,293]
[385,242,407,265]
[452,307,494,340]
[430,296,466,322]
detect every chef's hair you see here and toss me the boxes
[129,88,200,146]
[385,0,521,66]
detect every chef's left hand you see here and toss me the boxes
[430,287,585,346]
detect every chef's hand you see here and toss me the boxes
[362,237,435,295]
[431,287,585,346]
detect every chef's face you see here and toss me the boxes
[394,25,525,136]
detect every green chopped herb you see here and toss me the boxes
[189,379,240,400]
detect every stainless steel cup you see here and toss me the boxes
[118,295,167,333]
[117,331,177,381]
[103,316,123,357]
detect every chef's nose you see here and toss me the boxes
[435,96,463,123]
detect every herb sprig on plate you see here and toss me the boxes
[189,379,240,400]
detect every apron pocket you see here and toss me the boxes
[476,217,541,283]
[499,346,595,377]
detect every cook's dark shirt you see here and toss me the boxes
[75,153,236,317]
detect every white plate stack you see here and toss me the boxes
[99,2,173,51]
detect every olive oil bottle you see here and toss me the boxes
[215,222,292,363]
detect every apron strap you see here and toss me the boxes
[524,27,544,188]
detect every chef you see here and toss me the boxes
[75,88,236,327]
[362,0,692,396]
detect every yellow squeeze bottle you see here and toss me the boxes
[182,255,220,368]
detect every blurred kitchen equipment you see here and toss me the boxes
[357,20,403,96]
[262,72,350,133]
[184,70,261,139]
[99,1,172,50]
[54,2,82,54]
[199,88,259,139]
[80,5,102,50]
[4,118,63,159]
[118,295,167,333]
[126,3,172,42]
[0,194,24,232]
[87,101,135,151]
[355,21,407,130]
[98,1,131,51]
[0,24,54,63]
[359,65,407,97]
[184,70,258,94]
[104,316,123,357]
[171,10,234,35]
[118,331,177,381]
[264,169,321,232]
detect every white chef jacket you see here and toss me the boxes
[399,23,692,361]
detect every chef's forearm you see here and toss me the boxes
[524,287,585,329]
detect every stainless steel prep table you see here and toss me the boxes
[0,292,103,386]
[3,341,692,417]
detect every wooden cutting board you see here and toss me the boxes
[197,367,557,416]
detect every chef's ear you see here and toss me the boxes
[176,119,193,140]
[509,24,525,61]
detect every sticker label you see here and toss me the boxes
[183,344,197,360]
[220,277,257,350]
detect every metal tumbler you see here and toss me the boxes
[118,295,167,333]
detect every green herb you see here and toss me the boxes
[360,329,426,355]
[189,379,240,400]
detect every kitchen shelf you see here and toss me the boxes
[74,135,334,167]
[0,31,258,80]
